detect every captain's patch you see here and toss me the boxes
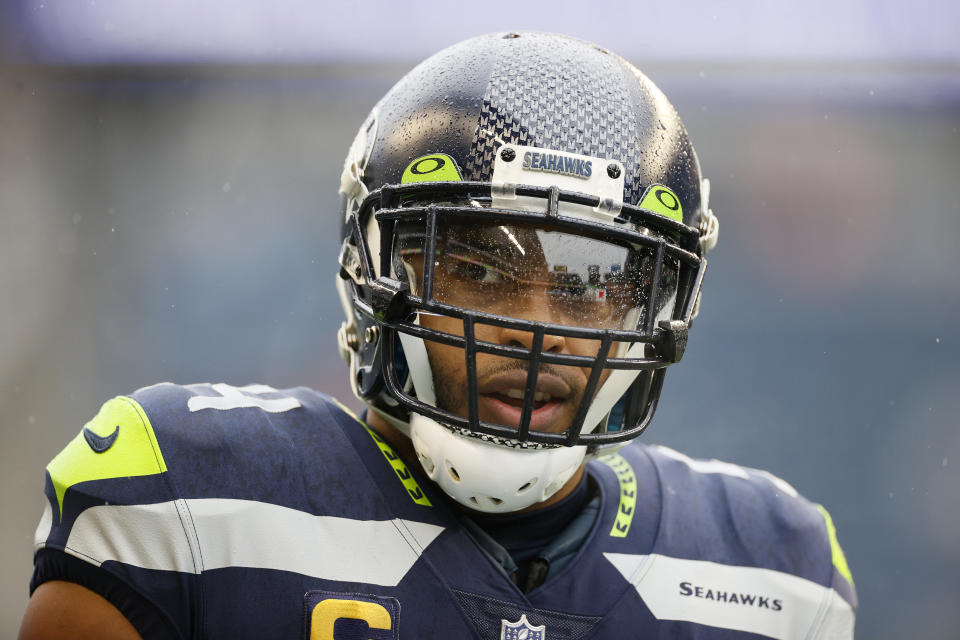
[304,591,399,640]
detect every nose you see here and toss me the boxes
[498,324,566,353]
[495,288,567,353]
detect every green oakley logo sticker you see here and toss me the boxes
[402,154,463,184]
[639,184,683,222]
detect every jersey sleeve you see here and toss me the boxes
[645,445,857,639]
[734,467,859,639]
[811,502,857,638]
[31,393,196,639]
[737,467,858,636]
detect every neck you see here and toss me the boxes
[365,409,585,513]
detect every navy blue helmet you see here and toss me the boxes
[336,32,718,510]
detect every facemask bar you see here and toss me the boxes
[345,180,706,446]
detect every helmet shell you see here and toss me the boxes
[349,31,704,230]
[335,31,715,467]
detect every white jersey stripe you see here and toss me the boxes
[655,445,800,498]
[65,499,198,572]
[604,552,854,639]
[33,501,53,551]
[62,499,445,586]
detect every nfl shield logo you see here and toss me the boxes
[500,614,545,640]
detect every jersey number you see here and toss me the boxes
[187,383,301,413]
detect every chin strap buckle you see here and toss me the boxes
[658,320,689,363]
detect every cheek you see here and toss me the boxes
[553,337,610,394]
[419,315,466,378]
[567,336,605,357]
[568,337,606,371]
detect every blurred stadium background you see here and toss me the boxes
[1,1,958,637]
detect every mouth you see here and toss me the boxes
[477,371,573,433]
[487,388,557,409]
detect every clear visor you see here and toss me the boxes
[388,218,680,441]
[394,219,678,331]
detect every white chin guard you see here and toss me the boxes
[409,413,587,513]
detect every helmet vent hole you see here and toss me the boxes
[446,462,461,482]
[469,496,479,505]
[417,452,435,474]
[503,32,521,39]
[517,479,537,494]
[488,497,503,506]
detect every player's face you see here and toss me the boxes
[397,220,659,437]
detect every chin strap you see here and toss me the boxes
[409,413,587,513]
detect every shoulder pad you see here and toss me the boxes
[647,445,854,594]
[47,395,166,520]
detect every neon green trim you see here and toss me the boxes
[363,426,432,507]
[816,504,854,586]
[401,154,462,184]
[599,453,637,537]
[47,396,167,520]
[333,400,432,507]
[639,184,683,222]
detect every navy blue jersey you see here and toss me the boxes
[32,383,856,639]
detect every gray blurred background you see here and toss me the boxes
[1,0,958,637]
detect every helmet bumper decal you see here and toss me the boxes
[491,144,625,221]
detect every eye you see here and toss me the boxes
[449,254,507,284]
[462,260,503,284]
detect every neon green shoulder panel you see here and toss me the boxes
[815,504,854,587]
[47,396,167,519]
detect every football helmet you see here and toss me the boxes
[336,32,718,512]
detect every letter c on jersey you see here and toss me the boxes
[310,599,393,640]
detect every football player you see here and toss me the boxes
[21,32,856,639]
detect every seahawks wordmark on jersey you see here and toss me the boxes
[32,383,855,639]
